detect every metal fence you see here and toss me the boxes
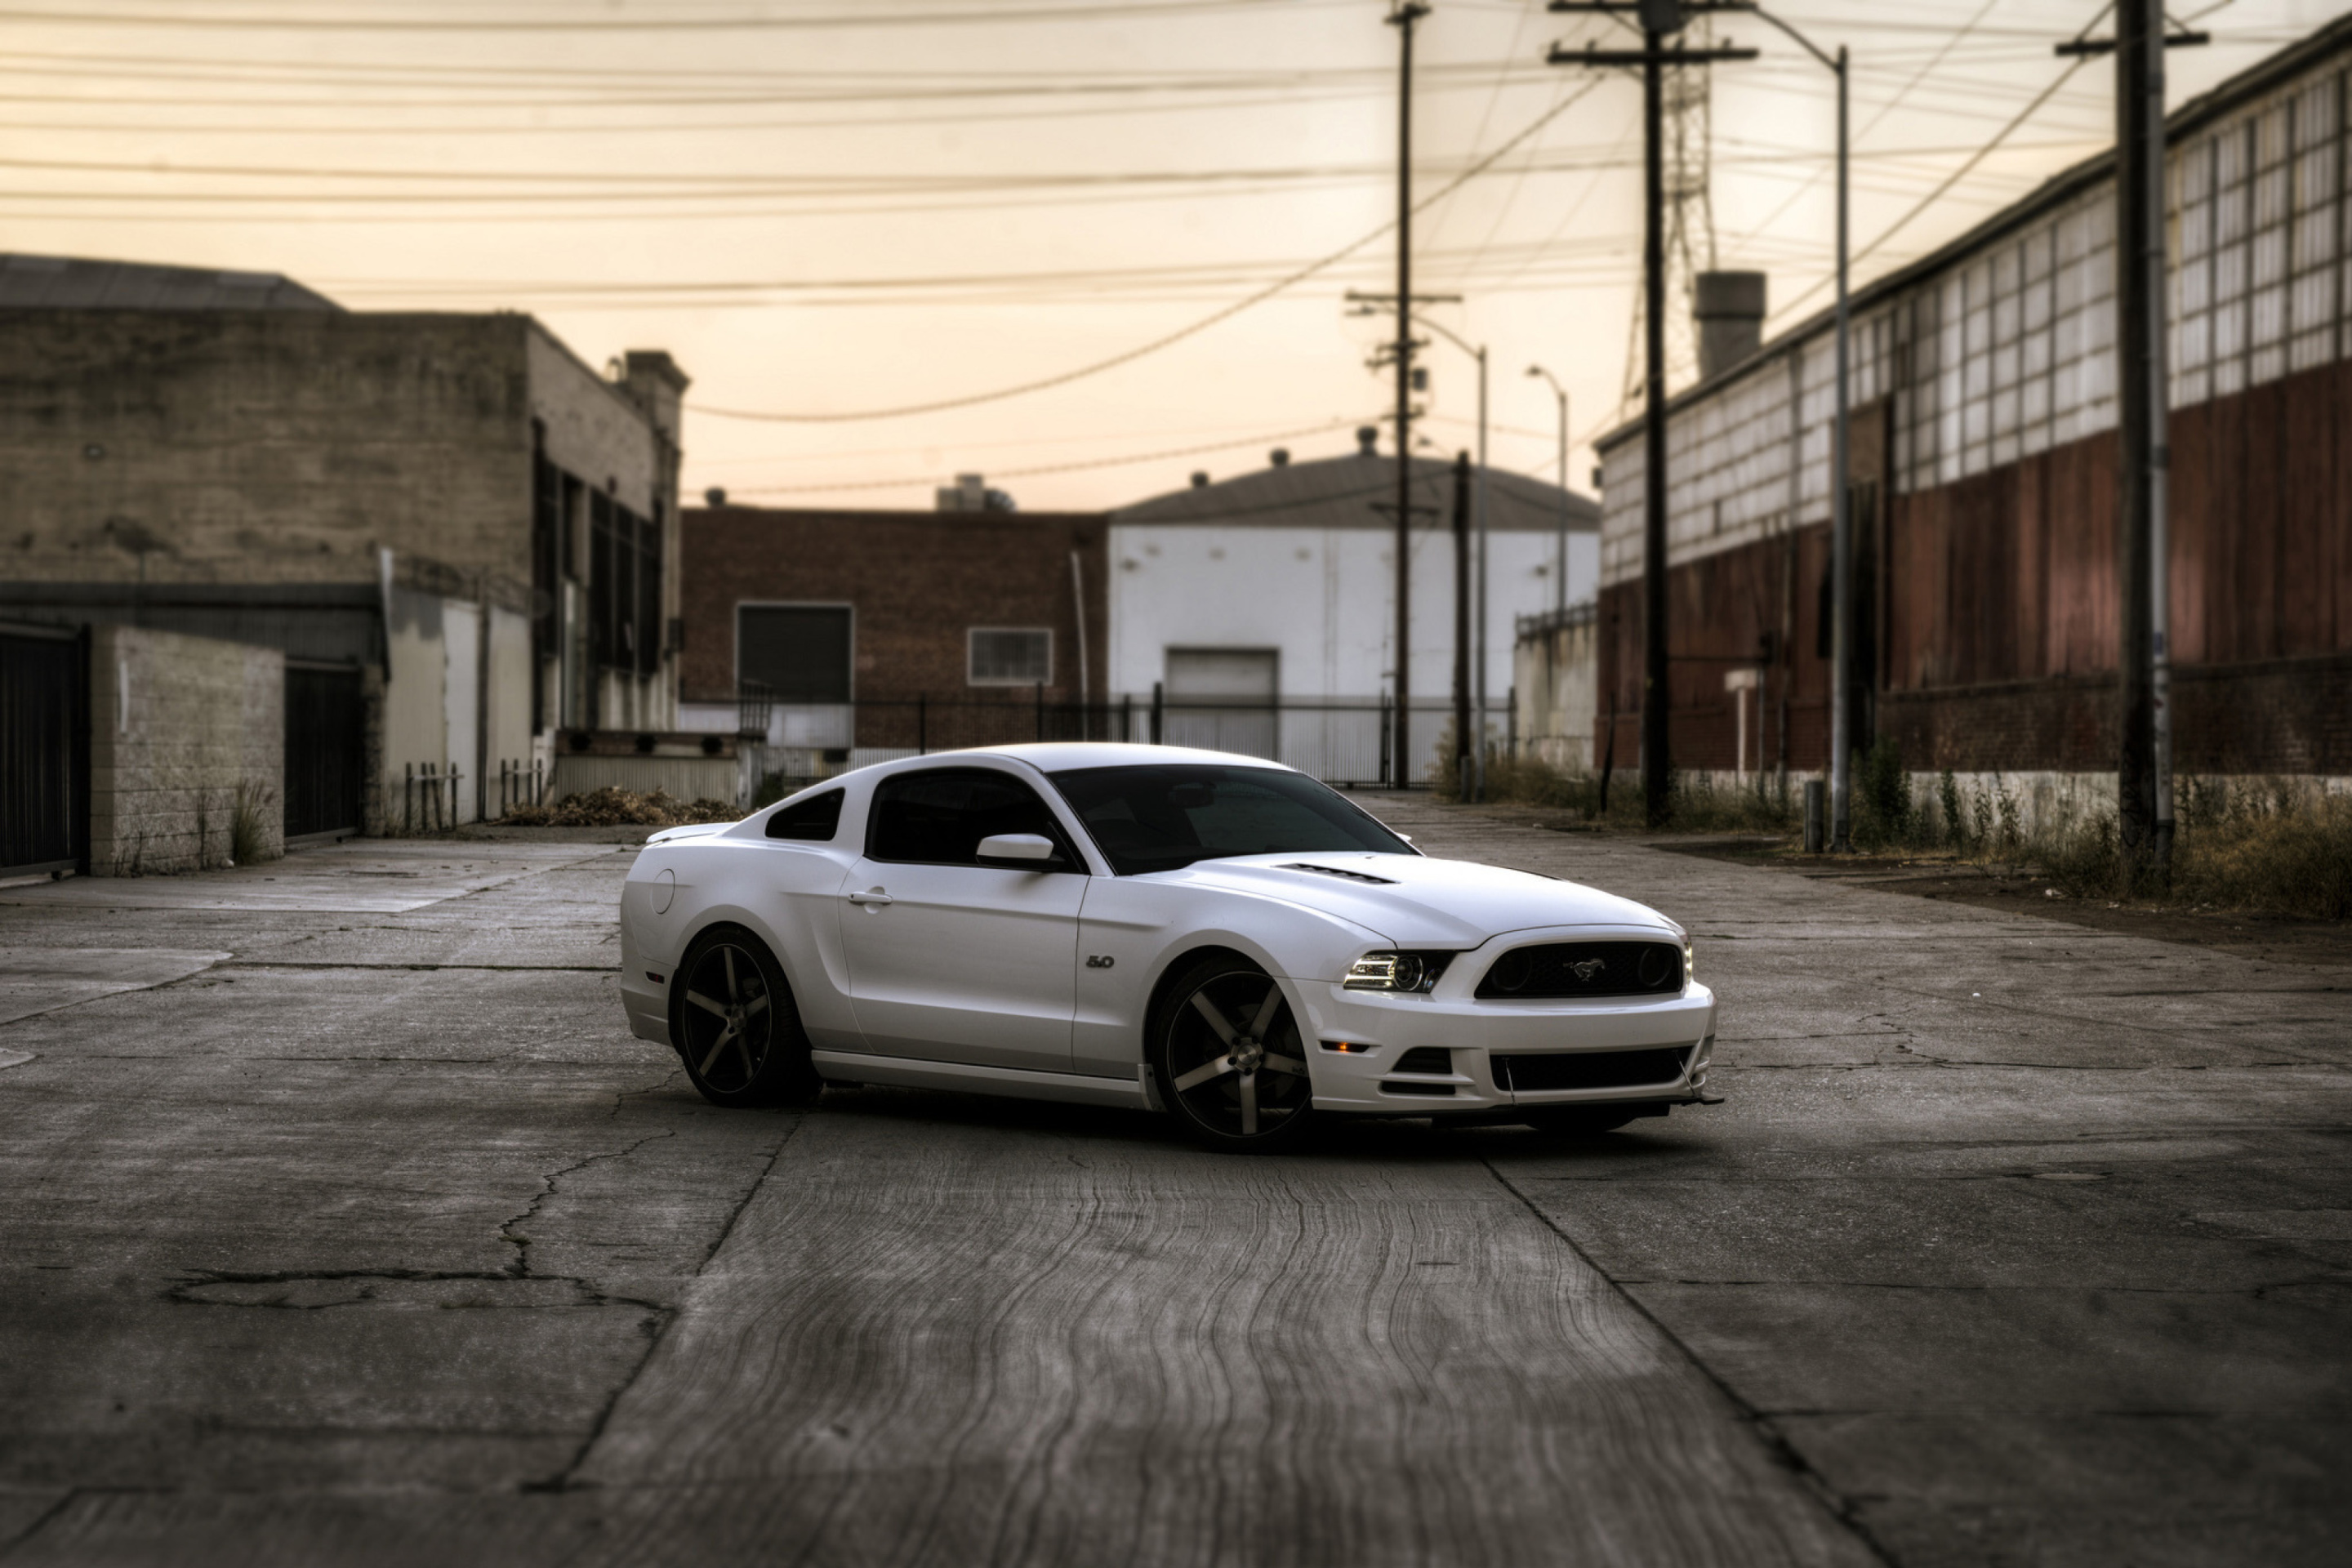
[755,691,1512,790]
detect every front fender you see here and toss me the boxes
[1071,878,1386,1080]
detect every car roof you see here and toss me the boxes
[940,742,1298,774]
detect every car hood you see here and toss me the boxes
[1160,852,1677,947]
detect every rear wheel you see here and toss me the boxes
[1152,956,1315,1153]
[671,927,821,1108]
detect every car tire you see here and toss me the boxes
[670,925,822,1109]
[1151,955,1316,1154]
[1521,1106,1644,1136]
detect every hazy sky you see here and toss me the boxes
[10,0,2343,511]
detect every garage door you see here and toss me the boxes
[0,624,86,876]
[1164,648,1278,760]
[284,663,364,840]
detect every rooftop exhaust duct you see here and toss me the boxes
[1695,270,1766,381]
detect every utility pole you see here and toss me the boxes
[2060,4,2204,882]
[1388,2,1430,781]
[1551,0,1753,827]
[1452,451,1473,795]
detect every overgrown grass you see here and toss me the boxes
[2040,783,2352,918]
[230,782,276,866]
[1455,738,2352,920]
[1447,751,1796,833]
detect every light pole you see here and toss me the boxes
[1420,318,1490,803]
[1734,4,1851,848]
[1527,363,1573,777]
[1353,295,1490,800]
[1526,365,1569,617]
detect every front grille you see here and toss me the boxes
[1490,1046,1691,1094]
[1475,941,1683,999]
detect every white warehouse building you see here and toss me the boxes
[1108,429,1601,785]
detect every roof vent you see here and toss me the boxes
[1356,425,1379,457]
[703,486,727,506]
[1190,471,1209,489]
[1269,448,1290,467]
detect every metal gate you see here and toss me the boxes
[0,623,87,876]
[283,662,363,840]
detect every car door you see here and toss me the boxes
[837,766,1086,1074]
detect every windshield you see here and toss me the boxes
[1047,764,1414,875]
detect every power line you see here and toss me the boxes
[0,1,1352,32]
[689,73,1610,425]
[723,417,1365,496]
[1766,49,2096,327]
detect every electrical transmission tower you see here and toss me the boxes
[1615,11,1719,416]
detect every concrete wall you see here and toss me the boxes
[546,754,737,804]
[89,624,282,875]
[0,310,534,590]
[1513,605,1598,773]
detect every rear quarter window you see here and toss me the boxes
[766,789,844,842]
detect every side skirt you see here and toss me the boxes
[809,1050,1153,1111]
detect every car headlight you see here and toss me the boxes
[1343,951,1455,993]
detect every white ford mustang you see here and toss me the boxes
[617,743,1717,1151]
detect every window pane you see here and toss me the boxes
[766,788,844,841]
[1049,764,1411,875]
[738,606,851,703]
[870,769,1064,865]
[969,628,1050,684]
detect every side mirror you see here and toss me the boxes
[976,832,1061,869]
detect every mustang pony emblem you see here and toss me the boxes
[1571,958,1609,982]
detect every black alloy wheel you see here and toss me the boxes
[672,927,821,1108]
[1153,956,1315,1152]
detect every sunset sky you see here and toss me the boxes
[8,0,2341,512]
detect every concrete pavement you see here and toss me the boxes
[0,811,2344,1566]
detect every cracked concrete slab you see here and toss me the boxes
[2,804,2345,1565]
[1370,794,2352,1566]
[0,947,231,1027]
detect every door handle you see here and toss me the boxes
[846,889,893,906]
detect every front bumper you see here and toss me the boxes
[1291,975,1718,1116]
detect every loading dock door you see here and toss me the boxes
[1164,648,1279,760]
[284,664,364,840]
[0,625,87,875]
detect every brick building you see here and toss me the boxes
[0,253,696,866]
[679,498,1109,762]
[1592,18,2352,805]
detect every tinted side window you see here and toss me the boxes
[869,769,1068,866]
[766,789,844,842]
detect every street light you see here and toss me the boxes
[1525,365,1570,619]
[1736,3,1851,849]
[1352,294,1490,802]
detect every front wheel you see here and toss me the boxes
[1152,956,1315,1153]
[671,927,821,1108]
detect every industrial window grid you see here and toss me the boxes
[1599,58,2352,593]
[968,627,1053,687]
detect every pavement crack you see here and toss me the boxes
[521,1111,809,1496]
[0,1489,78,1557]
[501,1132,676,1280]
[1482,1159,1900,1568]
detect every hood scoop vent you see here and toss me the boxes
[1278,862,1397,886]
